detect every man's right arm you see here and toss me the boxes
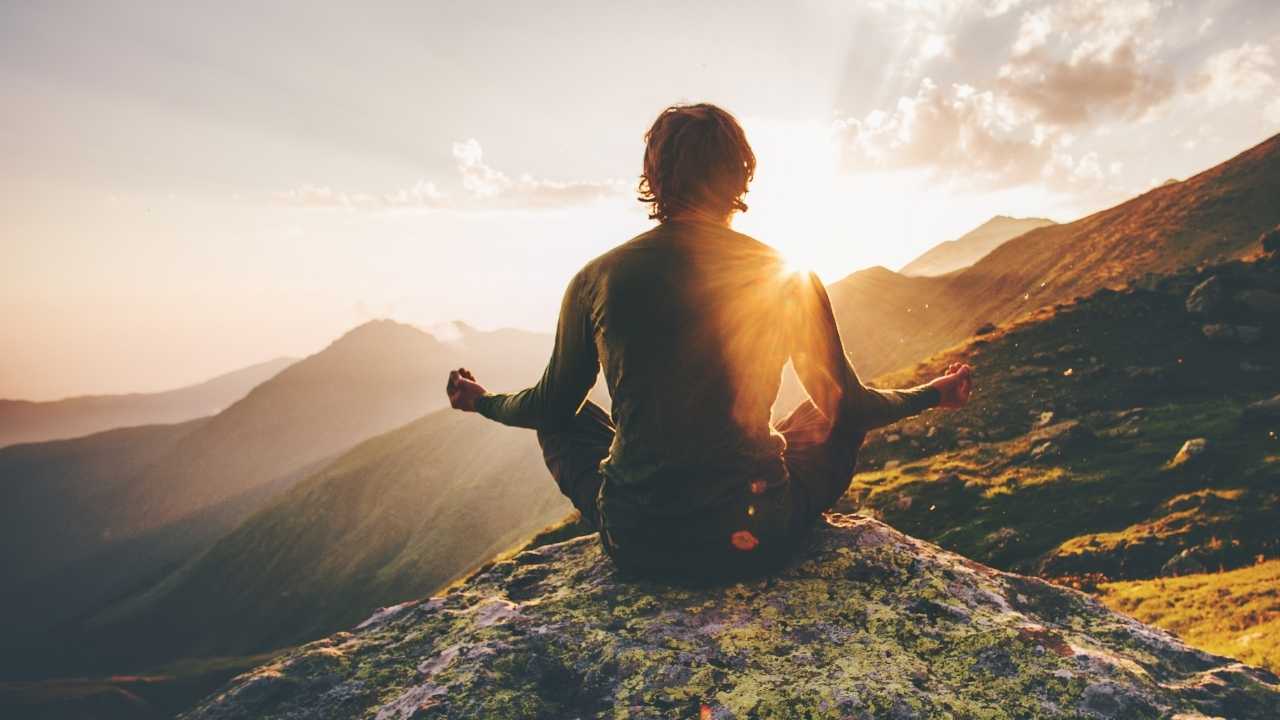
[788,270,942,433]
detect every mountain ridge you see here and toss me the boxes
[0,357,294,448]
[899,215,1057,277]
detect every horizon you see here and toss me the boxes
[4,1,1280,400]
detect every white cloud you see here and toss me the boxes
[998,0,1174,126]
[838,0,1186,192]
[277,140,626,211]
[451,139,628,208]
[1191,42,1277,106]
[839,78,1052,188]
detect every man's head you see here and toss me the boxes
[638,103,756,224]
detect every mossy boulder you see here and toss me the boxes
[185,515,1279,719]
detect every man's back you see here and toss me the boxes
[587,220,793,516]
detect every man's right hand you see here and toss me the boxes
[446,367,487,412]
[929,362,973,409]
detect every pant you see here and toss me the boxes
[536,398,863,580]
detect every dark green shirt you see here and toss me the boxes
[476,220,937,516]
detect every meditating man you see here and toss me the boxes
[447,103,972,579]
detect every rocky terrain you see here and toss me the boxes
[185,515,1279,719]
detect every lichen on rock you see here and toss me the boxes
[184,515,1280,719]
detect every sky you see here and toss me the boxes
[2,0,1279,400]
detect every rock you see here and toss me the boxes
[884,433,901,443]
[1243,394,1280,423]
[1262,225,1280,254]
[1029,420,1095,447]
[184,516,1280,720]
[883,460,901,471]
[1201,324,1262,344]
[1185,276,1226,315]
[1162,547,1209,577]
[1030,441,1058,460]
[1033,411,1055,428]
[975,322,997,335]
[1169,438,1208,467]
[1236,289,1280,315]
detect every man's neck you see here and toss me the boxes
[667,211,732,228]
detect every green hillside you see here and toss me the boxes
[82,409,572,676]
[1098,559,1280,674]
[838,244,1280,668]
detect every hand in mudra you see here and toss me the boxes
[928,362,973,409]
[446,367,487,412]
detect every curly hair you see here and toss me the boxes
[637,103,756,223]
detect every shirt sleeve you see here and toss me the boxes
[474,269,600,430]
[788,270,938,433]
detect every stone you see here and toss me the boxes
[1029,420,1095,447]
[1162,547,1209,577]
[1033,411,1055,428]
[1243,394,1280,423]
[883,460,900,471]
[975,322,997,335]
[1169,438,1208,467]
[183,517,1280,720]
[1185,276,1226,315]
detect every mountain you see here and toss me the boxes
[186,515,1280,719]
[825,132,1280,383]
[0,320,555,670]
[899,215,1056,277]
[838,237,1280,670]
[0,357,294,448]
[81,409,572,673]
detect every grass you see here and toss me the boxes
[1098,560,1280,673]
[832,256,1280,670]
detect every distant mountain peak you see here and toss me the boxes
[900,216,1058,278]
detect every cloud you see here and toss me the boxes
[838,79,1049,187]
[1190,41,1277,107]
[450,139,628,208]
[997,0,1174,126]
[277,140,626,211]
[275,181,446,210]
[838,0,1182,191]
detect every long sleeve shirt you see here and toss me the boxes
[476,220,938,514]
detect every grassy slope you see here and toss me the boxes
[1098,560,1280,673]
[83,409,572,670]
[838,253,1280,669]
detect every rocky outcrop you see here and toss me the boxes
[185,516,1279,719]
[1185,276,1226,315]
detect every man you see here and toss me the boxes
[447,103,972,579]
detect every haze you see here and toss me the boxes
[3,0,1278,400]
